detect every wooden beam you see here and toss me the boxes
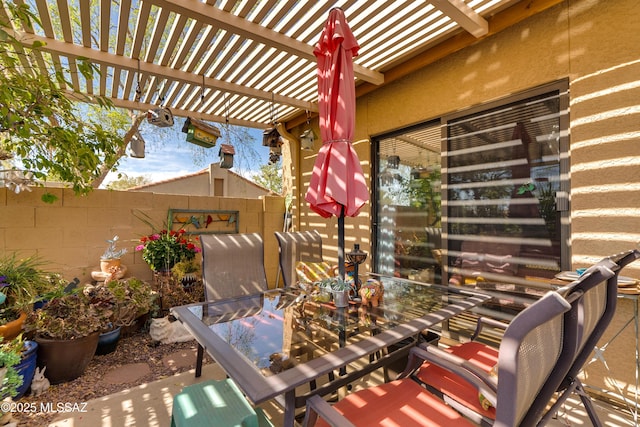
[356,0,565,98]
[152,0,384,85]
[67,91,268,129]
[18,32,318,113]
[431,0,488,37]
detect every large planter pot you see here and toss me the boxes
[95,327,121,356]
[0,312,27,341]
[14,340,38,399]
[35,332,100,384]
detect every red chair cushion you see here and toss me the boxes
[415,341,499,419]
[316,379,475,427]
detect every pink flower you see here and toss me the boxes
[135,244,145,251]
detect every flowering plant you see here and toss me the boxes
[135,229,201,272]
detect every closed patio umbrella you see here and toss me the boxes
[305,8,369,278]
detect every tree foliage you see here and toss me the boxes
[0,1,124,198]
[253,161,283,194]
[105,174,151,190]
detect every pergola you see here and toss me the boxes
[2,0,562,131]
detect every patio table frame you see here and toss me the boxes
[171,282,491,426]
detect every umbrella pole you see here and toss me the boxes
[338,205,345,280]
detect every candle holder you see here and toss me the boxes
[346,243,368,291]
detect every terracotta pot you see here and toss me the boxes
[35,332,100,384]
[0,312,27,341]
[100,258,121,273]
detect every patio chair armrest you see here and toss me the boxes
[303,395,356,427]
[406,345,498,403]
[470,316,508,340]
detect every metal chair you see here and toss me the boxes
[536,249,640,426]
[275,231,323,288]
[303,290,574,427]
[195,233,269,377]
[410,250,637,426]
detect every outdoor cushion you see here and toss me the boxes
[296,261,334,284]
[415,341,498,419]
[315,378,475,427]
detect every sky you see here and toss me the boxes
[102,118,271,187]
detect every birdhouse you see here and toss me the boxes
[262,127,281,147]
[147,107,174,127]
[300,129,315,150]
[127,131,145,158]
[219,144,235,169]
[183,117,221,148]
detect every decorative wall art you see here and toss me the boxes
[168,209,239,235]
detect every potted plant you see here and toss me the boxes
[134,209,201,274]
[0,334,38,400]
[135,228,201,273]
[0,254,57,340]
[24,289,114,384]
[106,278,154,327]
[321,277,351,308]
[100,235,128,273]
[172,259,201,289]
[0,336,25,400]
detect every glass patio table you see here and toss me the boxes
[171,276,491,426]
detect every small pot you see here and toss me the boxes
[332,290,350,308]
[0,312,27,341]
[95,326,122,356]
[100,258,121,273]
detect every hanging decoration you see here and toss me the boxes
[147,107,174,127]
[127,131,145,158]
[263,94,283,164]
[219,95,235,169]
[219,144,235,169]
[182,117,221,148]
[300,112,315,150]
[147,82,174,127]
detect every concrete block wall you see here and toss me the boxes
[0,187,285,288]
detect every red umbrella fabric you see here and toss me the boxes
[305,8,369,219]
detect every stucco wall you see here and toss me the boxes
[293,0,640,273]
[291,0,640,403]
[0,187,285,287]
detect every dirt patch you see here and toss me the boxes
[9,330,212,427]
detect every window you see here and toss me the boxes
[373,121,443,282]
[372,81,569,284]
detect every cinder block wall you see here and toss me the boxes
[0,187,285,287]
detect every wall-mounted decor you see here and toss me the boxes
[168,209,239,235]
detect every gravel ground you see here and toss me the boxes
[8,329,209,427]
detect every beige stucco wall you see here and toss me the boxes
[294,0,640,272]
[0,187,285,287]
[290,0,640,403]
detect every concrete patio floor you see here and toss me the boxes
[47,360,636,427]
